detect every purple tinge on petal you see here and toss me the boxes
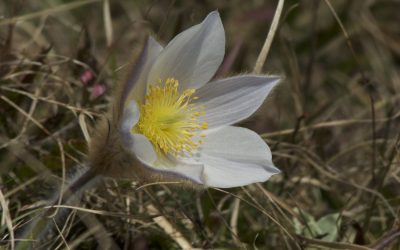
[90,83,106,100]
[118,39,150,112]
[119,37,163,111]
[129,37,163,104]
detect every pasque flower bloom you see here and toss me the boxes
[89,11,280,188]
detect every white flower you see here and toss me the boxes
[90,11,280,188]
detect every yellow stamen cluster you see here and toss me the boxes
[135,78,208,155]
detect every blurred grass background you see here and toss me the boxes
[1,0,399,249]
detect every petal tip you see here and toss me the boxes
[270,75,282,85]
[208,10,221,18]
[203,10,224,34]
[271,166,281,175]
[264,161,281,175]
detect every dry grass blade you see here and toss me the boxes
[214,187,297,242]
[0,0,101,26]
[0,86,98,116]
[298,235,374,250]
[4,176,40,199]
[43,205,145,224]
[146,204,195,250]
[52,218,71,250]
[262,112,400,138]
[0,95,50,135]
[51,140,67,218]
[135,181,182,190]
[0,86,40,149]
[0,188,14,250]
[78,113,91,143]
[230,197,241,245]
[253,0,285,74]
[62,226,100,250]
[77,211,119,249]
[103,0,113,47]
[322,0,360,66]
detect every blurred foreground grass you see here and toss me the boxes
[0,0,399,249]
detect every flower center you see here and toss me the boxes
[134,78,208,155]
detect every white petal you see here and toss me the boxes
[126,36,163,104]
[201,126,273,162]
[131,133,158,164]
[201,155,277,188]
[119,37,162,131]
[124,132,206,184]
[121,101,139,133]
[194,75,280,129]
[119,101,140,147]
[199,126,279,188]
[147,11,225,90]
